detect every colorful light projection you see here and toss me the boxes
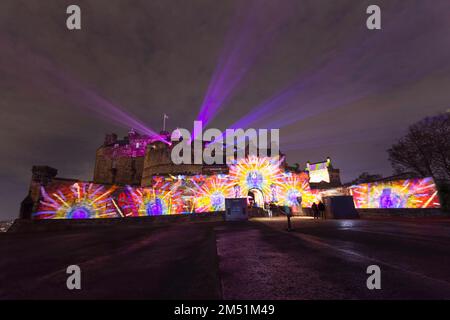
[104,137,152,159]
[34,157,441,220]
[350,177,440,209]
[35,182,119,219]
[119,177,185,216]
[228,156,285,205]
[190,175,233,212]
[277,172,318,208]
[306,160,330,183]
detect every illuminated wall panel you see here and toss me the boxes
[34,157,441,219]
[350,177,440,209]
[307,162,330,183]
[35,182,120,219]
[228,156,284,202]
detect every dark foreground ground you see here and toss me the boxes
[1,217,450,299]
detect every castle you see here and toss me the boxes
[20,129,345,219]
[19,129,439,220]
[93,129,230,187]
[93,129,341,187]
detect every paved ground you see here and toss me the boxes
[0,222,222,299]
[1,217,450,299]
[219,217,450,299]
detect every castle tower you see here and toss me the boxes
[141,132,204,187]
[306,157,342,188]
[19,166,58,219]
[93,131,148,185]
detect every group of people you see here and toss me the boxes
[264,196,326,220]
[266,198,325,232]
[311,201,326,219]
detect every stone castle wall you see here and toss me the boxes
[93,147,144,185]
[141,140,205,186]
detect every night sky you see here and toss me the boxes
[1,0,450,220]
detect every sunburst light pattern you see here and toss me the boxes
[34,158,441,219]
[228,156,285,202]
[120,177,185,216]
[190,175,233,212]
[350,177,440,208]
[35,182,118,219]
[277,172,318,207]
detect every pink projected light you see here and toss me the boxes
[196,0,294,127]
[0,33,169,145]
[35,182,119,219]
[350,178,440,209]
[34,159,441,220]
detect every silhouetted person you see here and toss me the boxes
[296,195,303,215]
[312,202,319,219]
[281,205,293,231]
[269,202,277,217]
[265,202,273,218]
[318,201,326,219]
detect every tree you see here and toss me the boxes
[388,113,450,181]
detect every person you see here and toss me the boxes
[296,195,303,215]
[318,201,326,219]
[311,202,319,219]
[282,205,293,231]
[265,202,273,218]
[269,202,277,217]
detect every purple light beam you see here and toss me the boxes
[0,33,167,143]
[227,1,450,133]
[196,0,294,127]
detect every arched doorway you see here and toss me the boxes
[248,188,264,208]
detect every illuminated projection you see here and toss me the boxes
[350,177,440,209]
[228,156,285,206]
[35,182,119,219]
[306,161,330,183]
[34,157,441,220]
[278,172,318,208]
[119,177,185,216]
[190,175,233,212]
[118,175,235,214]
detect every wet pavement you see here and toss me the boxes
[0,222,222,299]
[1,217,450,299]
[217,217,450,299]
